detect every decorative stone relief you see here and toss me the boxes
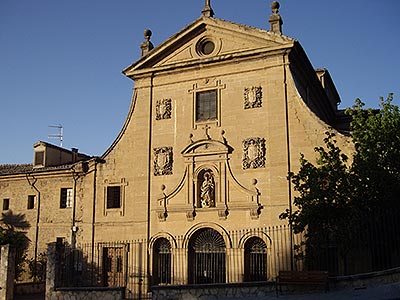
[154,147,173,176]
[155,98,172,120]
[244,86,263,109]
[242,138,266,169]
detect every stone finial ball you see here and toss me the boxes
[271,1,280,10]
[144,29,152,38]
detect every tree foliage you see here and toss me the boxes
[281,93,400,273]
[0,210,30,278]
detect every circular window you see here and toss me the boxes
[196,38,217,56]
[201,41,215,55]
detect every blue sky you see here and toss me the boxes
[1,0,399,164]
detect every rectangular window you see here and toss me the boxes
[34,151,45,166]
[27,195,35,210]
[196,90,217,122]
[107,186,121,209]
[60,188,73,209]
[3,198,10,211]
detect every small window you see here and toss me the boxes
[107,186,121,209]
[3,198,10,211]
[60,188,73,209]
[196,90,217,122]
[34,151,45,166]
[27,195,35,210]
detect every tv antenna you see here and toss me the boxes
[48,124,63,147]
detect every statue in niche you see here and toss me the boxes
[199,170,215,208]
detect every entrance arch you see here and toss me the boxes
[244,236,267,281]
[152,238,172,285]
[188,228,226,284]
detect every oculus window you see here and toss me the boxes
[196,90,217,122]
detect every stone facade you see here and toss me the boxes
[0,2,352,297]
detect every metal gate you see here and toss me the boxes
[188,228,226,284]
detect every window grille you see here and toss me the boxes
[188,228,226,284]
[153,238,172,285]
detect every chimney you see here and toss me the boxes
[269,1,283,35]
[140,29,154,56]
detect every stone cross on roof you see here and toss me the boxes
[202,0,214,17]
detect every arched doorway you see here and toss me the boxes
[244,237,267,281]
[152,238,172,285]
[188,228,226,284]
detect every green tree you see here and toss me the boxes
[346,93,400,210]
[281,93,400,274]
[0,211,30,278]
[280,131,355,272]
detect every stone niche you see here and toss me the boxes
[155,136,262,221]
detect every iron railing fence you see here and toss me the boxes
[54,218,400,299]
[55,225,299,299]
[304,208,400,276]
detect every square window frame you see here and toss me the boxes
[189,80,225,129]
[27,195,36,210]
[3,198,10,211]
[60,188,73,209]
[103,178,127,216]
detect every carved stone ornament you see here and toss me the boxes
[154,147,173,176]
[155,99,172,120]
[242,138,266,169]
[244,86,263,109]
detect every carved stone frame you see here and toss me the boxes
[154,147,173,176]
[242,137,266,169]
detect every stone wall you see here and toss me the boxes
[0,244,15,300]
[48,287,125,300]
[152,282,276,300]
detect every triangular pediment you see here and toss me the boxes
[123,17,295,77]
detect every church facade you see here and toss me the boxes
[0,1,351,296]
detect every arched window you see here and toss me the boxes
[153,238,171,285]
[188,228,226,284]
[244,237,267,281]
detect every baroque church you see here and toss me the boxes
[0,1,351,297]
